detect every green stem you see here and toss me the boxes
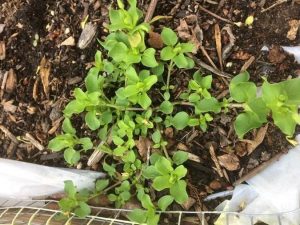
[104,103,144,111]
[88,180,122,201]
[228,103,244,108]
[162,145,170,160]
[166,61,174,91]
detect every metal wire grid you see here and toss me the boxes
[0,199,299,225]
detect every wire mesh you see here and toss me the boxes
[0,199,299,225]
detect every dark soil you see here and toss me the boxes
[1,0,300,223]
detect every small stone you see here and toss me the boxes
[60,36,75,46]
[209,180,222,190]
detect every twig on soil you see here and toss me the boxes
[0,124,18,143]
[233,151,287,186]
[25,133,45,151]
[170,0,183,16]
[198,5,234,25]
[240,56,255,72]
[144,0,158,22]
[199,45,218,70]
[189,54,232,78]
[0,71,8,100]
[214,23,223,70]
[261,0,288,13]
[87,141,105,166]
[208,144,224,178]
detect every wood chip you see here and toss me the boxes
[218,153,240,171]
[244,125,268,155]
[0,71,8,100]
[39,56,51,98]
[240,55,255,72]
[5,69,17,94]
[0,125,18,143]
[214,23,223,70]
[181,197,196,210]
[1,100,17,113]
[287,20,300,41]
[32,76,39,100]
[87,142,105,166]
[78,22,97,49]
[60,36,75,46]
[208,144,224,177]
[25,133,45,151]
[0,24,5,34]
[0,41,5,60]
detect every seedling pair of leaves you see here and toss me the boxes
[229,71,300,138]
[142,152,189,206]
[59,179,109,218]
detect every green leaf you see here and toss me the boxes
[123,85,139,97]
[155,157,173,175]
[272,107,297,136]
[281,78,300,105]
[180,43,195,53]
[79,137,93,151]
[172,112,190,130]
[112,135,124,145]
[246,98,269,122]
[200,75,213,89]
[63,100,86,117]
[127,209,147,224]
[62,118,76,135]
[161,28,178,46]
[143,75,158,90]
[172,151,188,165]
[95,179,109,192]
[196,98,221,113]
[114,146,127,156]
[103,161,116,177]
[139,193,154,209]
[109,42,128,62]
[234,111,264,138]
[64,148,80,165]
[160,101,174,114]
[151,62,165,77]
[101,111,113,124]
[186,57,195,69]
[188,93,200,103]
[153,175,172,191]
[48,134,73,152]
[170,180,188,204]
[160,46,176,61]
[158,195,174,211]
[85,67,100,93]
[74,202,91,218]
[59,198,76,212]
[173,53,188,68]
[141,48,158,67]
[229,71,256,103]
[151,130,161,144]
[138,93,152,109]
[150,152,161,164]
[143,165,160,179]
[173,165,187,180]
[188,118,200,126]
[125,66,139,83]
[85,110,101,131]
[64,180,77,198]
[94,50,102,68]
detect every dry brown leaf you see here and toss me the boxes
[135,136,151,162]
[78,22,97,49]
[209,180,222,190]
[232,50,252,60]
[177,142,189,151]
[214,23,223,70]
[235,142,247,157]
[164,127,174,139]
[39,56,51,98]
[0,41,5,60]
[181,197,196,210]
[245,125,268,155]
[176,18,202,52]
[268,45,286,64]
[1,100,17,113]
[218,153,240,171]
[148,30,163,49]
[0,24,5,34]
[287,20,300,41]
[5,69,17,94]
[60,36,75,46]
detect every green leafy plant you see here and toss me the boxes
[48,0,300,224]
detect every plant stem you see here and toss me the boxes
[104,103,144,111]
[228,103,244,108]
[166,61,174,91]
[88,180,122,201]
[162,145,170,160]
[172,101,194,107]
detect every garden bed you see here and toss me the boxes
[1,0,300,224]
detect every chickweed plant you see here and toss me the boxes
[49,0,300,224]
